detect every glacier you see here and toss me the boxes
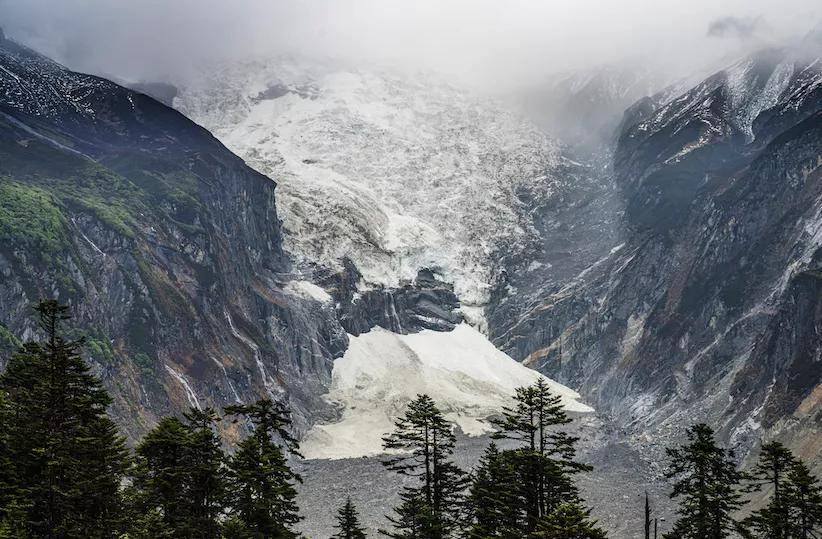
[175,58,566,323]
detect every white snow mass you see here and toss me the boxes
[301,323,592,459]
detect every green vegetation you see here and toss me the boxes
[133,352,154,375]
[87,337,116,365]
[0,300,129,536]
[0,325,19,355]
[332,498,368,539]
[0,181,68,258]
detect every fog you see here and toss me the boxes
[1,0,820,89]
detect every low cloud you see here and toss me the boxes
[707,16,766,39]
[0,0,820,90]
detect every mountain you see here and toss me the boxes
[0,35,347,439]
[493,44,822,470]
[0,40,589,445]
[172,57,595,451]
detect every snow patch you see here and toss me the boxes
[301,323,592,459]
[284,280,333,303]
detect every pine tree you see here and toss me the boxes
[645,492,652,539]
[528,502,607,539]
[380,490,441,539]
[784,460,822,539]
[490,379,591,532]
[184,407,228,538]
[0,300,129,537]
[381,394,467,538]
[744,441,796,539]
[465,443,523,538]
[663,424,746,539]
[129,416,193,536]
[332,497,368,539]
[126,407,227,538]
[224,398,302,538]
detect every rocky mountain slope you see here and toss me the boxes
[492,44,822,470]
[0,34,349,440]
[0,38,589,447]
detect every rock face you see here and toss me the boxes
[0,37,347,439]
[491,46,822,469]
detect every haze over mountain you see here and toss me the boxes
[2,0,819,90]
[1,1,822,536]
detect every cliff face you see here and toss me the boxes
[0,37,349,440]
[489,48,822,467]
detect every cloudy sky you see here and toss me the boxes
[1,0,820,88]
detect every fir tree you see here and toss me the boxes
[490,379,591,532]
[381,394,467,538]
[663,424,746,539]
[465,443,523,538]
[129,416,194,536]
[0,300,129,537]
[126,407,227,538]
[184,407,228,539]
[224,398,302,538]
[528,502,607,539]
[332,497,368,539]
[784,460,822,539]
[380,490,441,539]
[744,441,796,539]
[219,515,255,539]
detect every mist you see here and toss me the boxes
[1,0,820,90]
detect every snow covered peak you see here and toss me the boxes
[175,58,565,316]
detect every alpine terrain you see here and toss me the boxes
[1,13,822,538]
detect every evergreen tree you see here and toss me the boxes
[219,515,254,539]
[465,442,524,538]
[380,490,441,539]
[490,379,591,532]
[744,441,796,539]
[129,416,193,537]
[332,497,368,539]
[184,408,228,538]
[784,460,822,539]
[381,394,467,538]
[224,398,302,538]
[663,424,745,539]
[528,502,607,539]
[126,407,226,538]
[0,300,129,537]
